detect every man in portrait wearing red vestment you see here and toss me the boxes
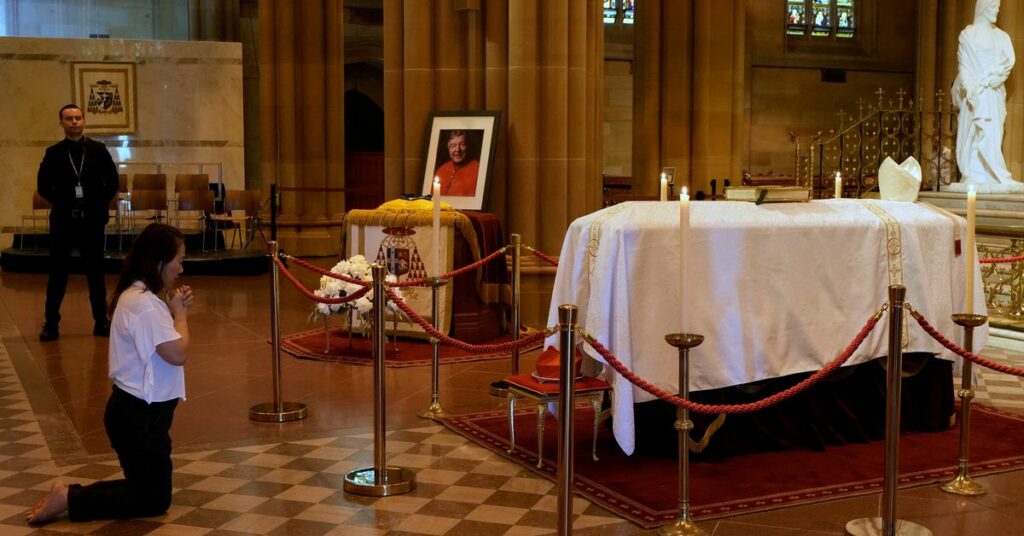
[435,130,480,196]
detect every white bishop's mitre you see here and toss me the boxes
[878,156,922,202]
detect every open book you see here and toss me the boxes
[724,186,811,204]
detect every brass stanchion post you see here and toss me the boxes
[418,277,448,419]
[940,313,988,496]
[846,285,932,536]
[249,241,308,422]
[556,305,578,536]
[492,233,522,398]
[660,333,707,536]
[344,265,416,496]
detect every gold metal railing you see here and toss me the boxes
[792,88,960,199]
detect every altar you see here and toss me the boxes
[547,199,988,455]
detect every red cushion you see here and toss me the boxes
[505,373,611,397]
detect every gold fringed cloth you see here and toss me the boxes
[343,206,510,338]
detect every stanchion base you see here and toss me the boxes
[658,516,708,536]
[845,518,932,536]
[940,473,986,496]
[417,401,447,420]
[490,379,510,398]
[248,402,308,423]
[344,467,416,497]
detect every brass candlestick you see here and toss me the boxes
[940,313,988,496]
[418,277,448,420]
[660,333,707,536]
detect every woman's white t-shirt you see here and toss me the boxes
[108,281,185,403]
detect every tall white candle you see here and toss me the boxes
[660,173,668,201]
[834,171,842,199]
[433,177,441,277]
[679,187,690,331]
[966,185,976,314]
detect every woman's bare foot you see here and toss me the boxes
[25,480,68,524]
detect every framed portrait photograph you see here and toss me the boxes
[70,62,137,135]
[420,111,500,211]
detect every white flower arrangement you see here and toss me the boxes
[311,255,401,333]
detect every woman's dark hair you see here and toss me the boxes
[108,223,184,317]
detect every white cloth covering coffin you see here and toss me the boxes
[547,200,986,455]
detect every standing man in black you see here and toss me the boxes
[37,104,119,341]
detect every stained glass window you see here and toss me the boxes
[603,0,636,25]
[786,0,855,39]
[836,0,855,38]
[603,0,617,24]
[786,1,806,35]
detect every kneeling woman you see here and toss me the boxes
[28,223,193,524]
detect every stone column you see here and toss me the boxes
[189,0,240,41]
[383,0,602,254]
[632,0,665,196]
[633,0,744,197]
[692,0,743,196]
[259,0,346,255]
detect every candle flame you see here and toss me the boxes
[433,176,440,186]
[968,184,976,194]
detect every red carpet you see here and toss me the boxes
[281,327,541,367]
[442,404,1024,528]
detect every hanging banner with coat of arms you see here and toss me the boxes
[344,208,477,339]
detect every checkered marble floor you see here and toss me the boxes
[0,338,627,535]
[2,334,1024,535]
[955,345,1024,410]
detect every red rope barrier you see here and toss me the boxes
[526,246,559,267]
[980,255,1024,264]
[384,286,550,353]
[285,247,509,289]
[909,309,1024,377]
[275,257,371,305]
[284,256,372,287]
[390,246,510,288]
[581,309,884,414]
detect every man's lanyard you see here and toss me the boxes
[68,148,85,182]
[68,141,85,199]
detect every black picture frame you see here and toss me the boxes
[420,111,500,211]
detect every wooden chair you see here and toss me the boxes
[504,373,611,468]
[211,189,264,249]
[132,173,167,191]
[108,174,131,249]
[174,190,215,251]
[19,191,51,249]
[174,173,210,192]
[127,188,167,229]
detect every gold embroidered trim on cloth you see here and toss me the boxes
[859,200,908,348]
[587,202,633,283]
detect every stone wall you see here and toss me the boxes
[0,36,243,248]
[746,0,917,176]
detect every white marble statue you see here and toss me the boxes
[947,0,1024,193]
